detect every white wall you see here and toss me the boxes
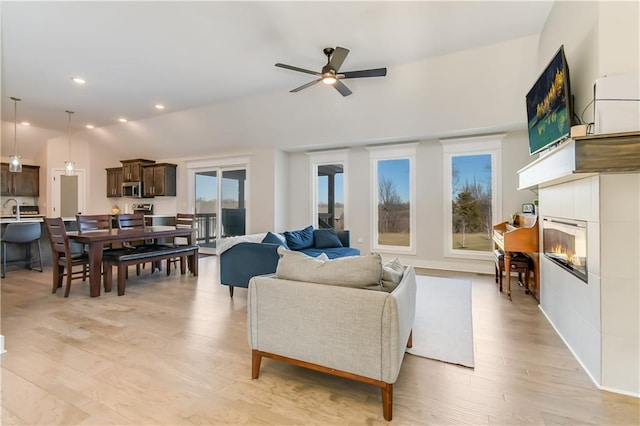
[288,130,533,273]
[599,174,640,395]
[536,0,639,396]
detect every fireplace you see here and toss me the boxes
[543,217,588,283]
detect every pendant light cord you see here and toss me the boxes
[66,110,74,160]
[10,97,20,156]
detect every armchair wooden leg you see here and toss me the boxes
[252,350,262,379]
[407,330,413,348]
[229,286,234,297]
[381,383,393,421]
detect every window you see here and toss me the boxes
[441,135,503,259]
[369,144,417,254]
[308,150,348,230]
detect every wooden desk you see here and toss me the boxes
[492,215,539,300]
[67,226,196,297]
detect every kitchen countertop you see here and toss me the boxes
[0,216,75,224]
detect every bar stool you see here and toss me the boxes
[1,222,44,278]
[493,249,531,299]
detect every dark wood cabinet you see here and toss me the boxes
[106,167,123,197]
[1,163,39,196]
[121,159,155,182]
[142,163,177,197]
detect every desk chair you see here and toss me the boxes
[494,249,532,299]
[1,222,43,278]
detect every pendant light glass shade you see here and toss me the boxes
[64,160,75,176]
[65,110,75,176]
[9,97,23,173]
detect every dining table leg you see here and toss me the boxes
[88,242,104,297]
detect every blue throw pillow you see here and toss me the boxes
[313,228,343,249]
[284,226,315,250]
[262,232,289,249]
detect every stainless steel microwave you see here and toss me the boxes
[122,181,143,198]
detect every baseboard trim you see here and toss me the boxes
[394,258,494,275]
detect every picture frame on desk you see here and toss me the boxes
[522,203,535,214]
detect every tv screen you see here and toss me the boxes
[526,45,573,155]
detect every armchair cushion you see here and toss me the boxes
[313,228,343,248]
[283,225,315,250]
[275,247,383,291]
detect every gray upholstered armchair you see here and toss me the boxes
[247,263,416,420]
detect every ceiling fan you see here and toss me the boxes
[275,46,387,97]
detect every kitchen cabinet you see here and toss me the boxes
[106,167,123,197]
[1,163,39,197]
[121,159,155,182]
[142,163,177,197]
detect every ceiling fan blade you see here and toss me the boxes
[290,79,321,93]
[333,80,352,97]
[342,68,387,79]
[328,46,350,72]
[275,63,320,76]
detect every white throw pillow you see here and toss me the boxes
[276,248,383,291]
[382,257,404,292]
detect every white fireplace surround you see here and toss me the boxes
[518,144,640,397]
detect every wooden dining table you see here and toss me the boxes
[66,226,197,297]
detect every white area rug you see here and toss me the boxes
[406,275,475,368]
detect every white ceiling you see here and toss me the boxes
[1,1,553,155]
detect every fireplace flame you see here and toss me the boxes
[550,244,584,267]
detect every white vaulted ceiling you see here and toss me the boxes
[1,1,553,158]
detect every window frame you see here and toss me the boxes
[441,134,504,260]
[368,143,417,255]
[307,150,349,230]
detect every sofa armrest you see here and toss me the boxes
[220,242,280,288]
[247,266,416,384]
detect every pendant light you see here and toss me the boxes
[9,97,23,173]
[64,110,75,176]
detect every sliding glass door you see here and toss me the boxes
[193,166,247,253]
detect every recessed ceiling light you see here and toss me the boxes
[72,77,86,84]
[154,104,165,110]
[86,124,95,129]
[20,121,30,126]
[118,118,128,123]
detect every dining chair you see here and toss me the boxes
[115,213,155,275]
[167,213,197,274]
[43,217,89,297]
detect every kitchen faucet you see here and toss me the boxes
[3,198,20,220]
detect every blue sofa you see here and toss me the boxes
[220,227,360,297]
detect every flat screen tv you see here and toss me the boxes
[526,45,573,155]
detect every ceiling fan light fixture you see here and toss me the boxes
[322,75,337,85]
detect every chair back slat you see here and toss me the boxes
[176,213,195,229]
[77,214,112,232]
[116,213,146,230]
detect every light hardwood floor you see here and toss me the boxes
[1,257,638,425]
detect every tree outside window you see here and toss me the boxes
[377,159,410,247]
[451,154,493,252]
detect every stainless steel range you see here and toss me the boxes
[12,205,40,217]
[132,203,153,215]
